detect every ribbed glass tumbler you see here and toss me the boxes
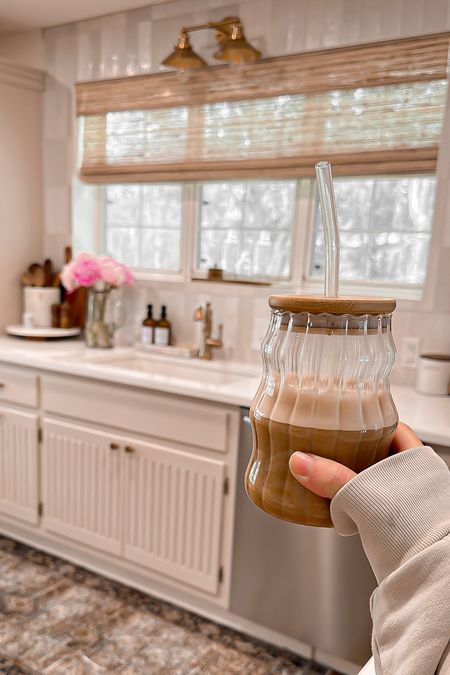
[245,296,399,527]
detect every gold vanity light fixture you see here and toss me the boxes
[161,31,207,70]
[161,16,261,70]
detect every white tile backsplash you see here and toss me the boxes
[135,17,153,74]
[423,0,448,31]
[44,187,71,235]
[239,0,271,51]
[359,0,384,43]
[320,0,346,47]
[98,13,128,79]
[43,84,71,140]
[43,140,71,190]
[379,0,403,39]
[400,0,427,37]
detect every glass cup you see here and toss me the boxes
[245,295,398,527]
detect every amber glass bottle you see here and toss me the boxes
[141,304,157,344]
[154,305,171,346]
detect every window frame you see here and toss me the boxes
[301,173,435,301]
[91,173,434,300]
[191,180,306,284]
[99,183,190,283]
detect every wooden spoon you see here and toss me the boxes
[29,264,45,287]
[44,259,53,286]
[21,271,34,286]
[21,263,41,286]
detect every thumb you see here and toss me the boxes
[289,452,356,499]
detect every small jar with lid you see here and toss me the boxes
[416,354,450,396]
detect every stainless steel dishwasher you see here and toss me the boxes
[230,409,376,669]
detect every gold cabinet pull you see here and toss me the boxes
[124,445,135,454]
[110,442,120,450]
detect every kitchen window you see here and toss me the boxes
[96,172,436,292]
[309,175,436,285]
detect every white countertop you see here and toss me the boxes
[0,336,260,408]
[389,385,450,447]
[0,336,448,447]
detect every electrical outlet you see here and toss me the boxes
[400,337,421,369]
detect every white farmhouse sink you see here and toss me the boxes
[101,356,239,385]
[51,349,254,387]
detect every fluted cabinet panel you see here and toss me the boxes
[41,417,227,593]
[41,419,122,555]
[0,407,39,524]
[123,439,225,594]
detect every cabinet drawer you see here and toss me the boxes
[0,364,38,408]
[42,375,231,453]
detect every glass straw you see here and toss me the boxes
[315,161,340,297]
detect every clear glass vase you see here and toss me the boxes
[85,285,124,348]
[245,295,398,527]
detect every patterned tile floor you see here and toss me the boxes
[0,537,330,674]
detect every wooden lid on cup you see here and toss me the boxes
[269,295,396,315]
[420,353,450,361]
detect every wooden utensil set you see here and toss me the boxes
[21,260,56,288]
[20,247,86,329]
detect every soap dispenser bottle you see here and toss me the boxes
[155,305,171,346]
[141,304,156,345]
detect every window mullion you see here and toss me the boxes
[98,184,106,255]
[293,178,314,289]
[182,182,197,282]
[184,104,204,280]
[138,185,144,268]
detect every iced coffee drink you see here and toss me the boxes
[245,296,398,527]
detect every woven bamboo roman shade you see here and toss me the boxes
[76,33,450,183]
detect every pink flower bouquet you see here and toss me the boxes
[61,253,133,292]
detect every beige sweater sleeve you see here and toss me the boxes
[331,446,450,675]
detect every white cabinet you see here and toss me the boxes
[0,366,239,607]
[42,418,227,594]
[42,419,122,555]
[123,437,225,594]
[0,406,39,524]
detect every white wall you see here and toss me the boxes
[1,0,450,380]
[0,30,45,69]
[0,68,44,328]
